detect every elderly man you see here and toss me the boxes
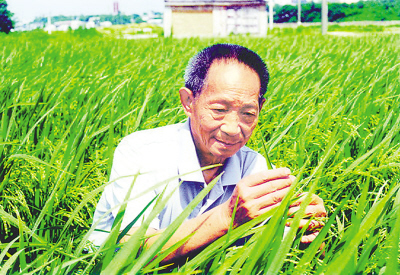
[90,44,326,263]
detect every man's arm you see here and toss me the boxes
[121,168,326,263]
[121,200,232,263]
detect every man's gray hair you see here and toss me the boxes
[184,44,269,104]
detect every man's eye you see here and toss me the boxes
[213,109,226,113]
[244,112,256,116]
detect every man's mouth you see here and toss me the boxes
[215,139,239,147]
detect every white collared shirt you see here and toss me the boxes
[89,120,268,245]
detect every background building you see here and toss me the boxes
[164,0,267,37]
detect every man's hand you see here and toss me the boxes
[222,167,294,228]
[221,167,327,244]
[119,227,159,244]
[117,168,326,264]
[287,193,327,243]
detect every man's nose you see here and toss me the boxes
[220,113,241,136]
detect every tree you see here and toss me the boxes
[0,0,13,34]
[274,5,298,23]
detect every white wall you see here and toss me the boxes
[163,6,172,37]
[167,4,267,37]
[213,7,228,36]
[258,6,268,36]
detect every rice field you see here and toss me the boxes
[0,29,399,274]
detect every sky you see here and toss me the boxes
[7,0,165,24]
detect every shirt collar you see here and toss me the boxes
[177,119,243,186]
[177,119,205,183]
[221,155,242,186]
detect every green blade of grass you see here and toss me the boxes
[383,182,400,275]
[101,173,140,268]
[126,173,222,275]
[0,249,24,275]
[324,185,400,274]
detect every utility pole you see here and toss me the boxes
[47,15,52,34]
[321,0,328,34]
[297,0,301,26]
[269,0,274,31]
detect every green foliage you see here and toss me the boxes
[344,0,400,21]
[70,26,103,38]
[0,0,13,34]
[0,29,399,273]
[274,0,400,22]
[329,24,386,32]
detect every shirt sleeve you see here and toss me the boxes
[89,138,160,246]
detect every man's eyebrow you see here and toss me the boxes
[209,99,258,109]
[208,99,230,105]
[241,103,258,109]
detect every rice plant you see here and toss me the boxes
[0,28,399,274]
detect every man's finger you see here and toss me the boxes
[257,186,291,209]
[301,231,319,244]
[286,219,325,230]
[244,167,292,187]
[288,193,327,218]
[288,204,327,217]
[252,176,294,199]
[291,193,324,207]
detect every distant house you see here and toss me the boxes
[53,20,86,31]
[142,11,164,27]
[100,21,113,27]
[164,0,267,37]
[15,22,44,32]
[86,17,101,29]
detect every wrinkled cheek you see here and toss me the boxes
[199,113,216,125]
[200,133,210,148]
[243,126,256,140]
[199,116,220,135]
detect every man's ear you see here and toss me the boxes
[259,97,266,110]
[179,87,195,117]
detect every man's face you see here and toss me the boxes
[188,60,262,166]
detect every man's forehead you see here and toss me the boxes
[196,60,261,102]
[209,58,253,71]
[205,59,259,85]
